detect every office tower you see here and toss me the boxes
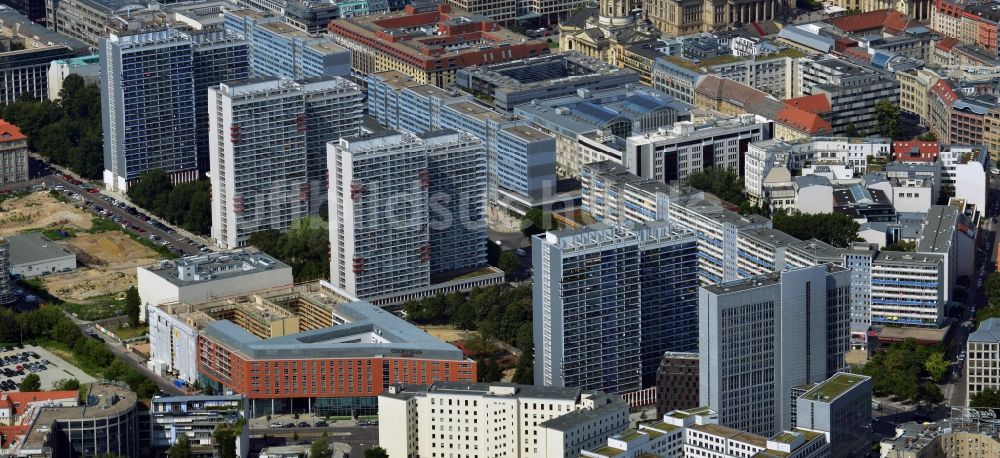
[796,372,872,458]
[101,29,250,192]
[209,76,362,249]
[100,30,197,192]
[699,265,851,436]
[533,222,698,395]
[191,31,251,175]
[328,130,487,300]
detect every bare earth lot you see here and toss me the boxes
[2,191,158,303]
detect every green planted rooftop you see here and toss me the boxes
[772,432,799,444]
[645,422,679,433]
[802,373,867,401]
[687,406,714,415]
[591,445,625,457]
[618,429,645,442]
[793,428,826,441]
[668,411,690,419]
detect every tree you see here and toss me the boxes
[125,286,141,327]
[772,211,860,247]
[310,437,333,458]
[874,100,901,139]
[883,240,916,252]
[985,272,1000,307]
[20,373,41,392]
[365,447,389,458]
[499,251,518,279]
[247,217,330,282]
[917,132,937,141]
[213,424,238,458]
[477,358,503,382]
[53,378,80,391]
[845,123,860,138]
[167,434,192,458]
[521,208,555,236]
[924,351,949,383]
[970,388,1000,409]
[683,167,747,207]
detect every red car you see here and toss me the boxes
[61,174,72,180]
[135,227,146,233]
[86,188,99,193]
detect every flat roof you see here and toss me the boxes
[503,125,550,142]
[141,249,290,287]
[915,205,959,254]
[21,383,137,451]
[539,391,627,431]
[800,373,869,402]
[201,300,467,361]
[741,228,801,248]
[6,233,75,266]
[689,423,767,448]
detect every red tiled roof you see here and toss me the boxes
[0,425,30,448]
[695,75,770,107]
[828,9,917,35]
[776,106,833,134]
[784,94,831,114]
[0,391,78,416]
[0,120,25,142]
[936,36,958,51]
[892,141,940,161]
[842,46,873,62]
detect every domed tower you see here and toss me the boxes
[599,0,636,27]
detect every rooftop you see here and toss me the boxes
[969,317,1000,343]
[503,125,551,142]
[800,373,869,402]
[690,423,768,448]
[6,233,74,266]
[591,445,625,457]
[915,205,960,254]
[141,249,290,287]
[201,295,469,361]
[0,120,27,142]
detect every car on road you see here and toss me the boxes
[283,423,295,428]
[297,421,310,428]
[314,420,327,427]
[86,188,99,193]
[269,422,283,428]
[136,227,146,233]
[149,234,160,241]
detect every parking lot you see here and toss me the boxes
[0,345,96,391]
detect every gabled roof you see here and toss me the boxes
[0,120,26,142]
[828,9,918,35]
[776,106,833,134]
[935,37,958,51]
[892,141,940,161]
[695,75,770,108]
[0,391,79,416]
[784,94,831,113]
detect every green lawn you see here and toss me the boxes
[113,324,147,340]
[60,294,126,321]
[37,339,103,378]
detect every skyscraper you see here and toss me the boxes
[533,222,698,395]
[100,29,250,192]
[100,30,197,192]
[208,76,363,249]
[328,130,487,300]
[699,265,851,436]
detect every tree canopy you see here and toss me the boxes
[310,437,333,458]
[365,447,389,458]
[772,211,860,247]
[125,286,141,327]
[127,170,211,235]
[970,388,1000,410]
[874,100,901,139]
[247,217,329,282]
[858,338,945,403]
[19,373,40,391]
[521,208,556,236]
[167,434,191,458]
[683,167,746,207]
[2,75,103,178]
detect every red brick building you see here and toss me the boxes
[197,301,476,416]
[327,3,549,87]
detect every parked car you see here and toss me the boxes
[269,422,283,428]
[314,420,327,427]
[297,421,310,428]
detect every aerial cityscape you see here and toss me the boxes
[0,0,999,456]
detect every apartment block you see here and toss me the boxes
[533,222,698,394]
[378,382,630,458]
[625,115,773,185]
[869,252,944,327]
[736,228,800,277]
[223,9,351,79]
[191,31,251,175]
[0,120,27,185]
[366,72,469,135]
[700,265,851,436]
[966,318,1000,406]
[656,352,700,418]
[328,130,487,300]
[667,195,772,284]
[209,77,362,249]
[580,160,688,226]
[150,395,249,458]
[795,373,872,458]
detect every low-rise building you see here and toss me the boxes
[150,395,249,458]
[5,233,75,278]
[138,249,293,327]
[0,391,79,426]
[378,382,630,458]
[795,373,872,458]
